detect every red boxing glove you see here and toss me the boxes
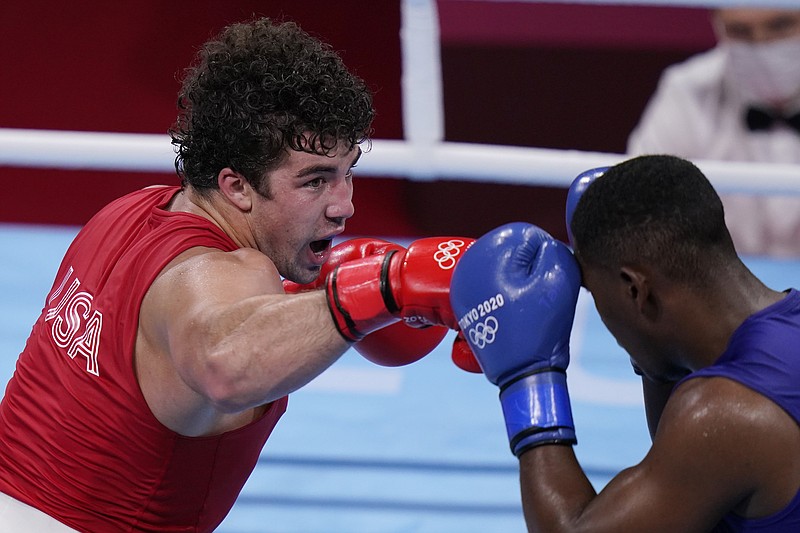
[283,238,402,293]
[355,321,447,366]
[451,330,482,373]
[326,237,474,341]
[284,238,448,366]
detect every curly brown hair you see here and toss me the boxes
[170,17,374,194]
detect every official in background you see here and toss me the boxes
[627,9,800,257]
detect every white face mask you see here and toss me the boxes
[724,37,800,108]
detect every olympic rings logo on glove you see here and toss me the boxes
[433,239,467,270]
[468,316,498,349]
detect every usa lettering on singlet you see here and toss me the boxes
[44,266,103,376]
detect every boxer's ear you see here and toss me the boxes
[217,168,252,212]
[620,265,658,321]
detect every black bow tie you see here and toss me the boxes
[745,106,800,134]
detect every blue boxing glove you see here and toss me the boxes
[565,166,608,247]
[450,222,581,457]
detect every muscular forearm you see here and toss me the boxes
[519,445,597,532]
[642,377,680,440]
[177,290,350,411]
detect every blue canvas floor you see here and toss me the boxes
[0,223,796,532]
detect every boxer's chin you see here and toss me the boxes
[284,264,320,286]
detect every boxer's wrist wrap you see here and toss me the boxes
[325,251,401,341]
[499,369,576,457]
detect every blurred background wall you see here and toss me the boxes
[0,0,716,242]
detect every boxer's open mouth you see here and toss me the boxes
[310,239,331,256]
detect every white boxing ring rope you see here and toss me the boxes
[0,127,799,196]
